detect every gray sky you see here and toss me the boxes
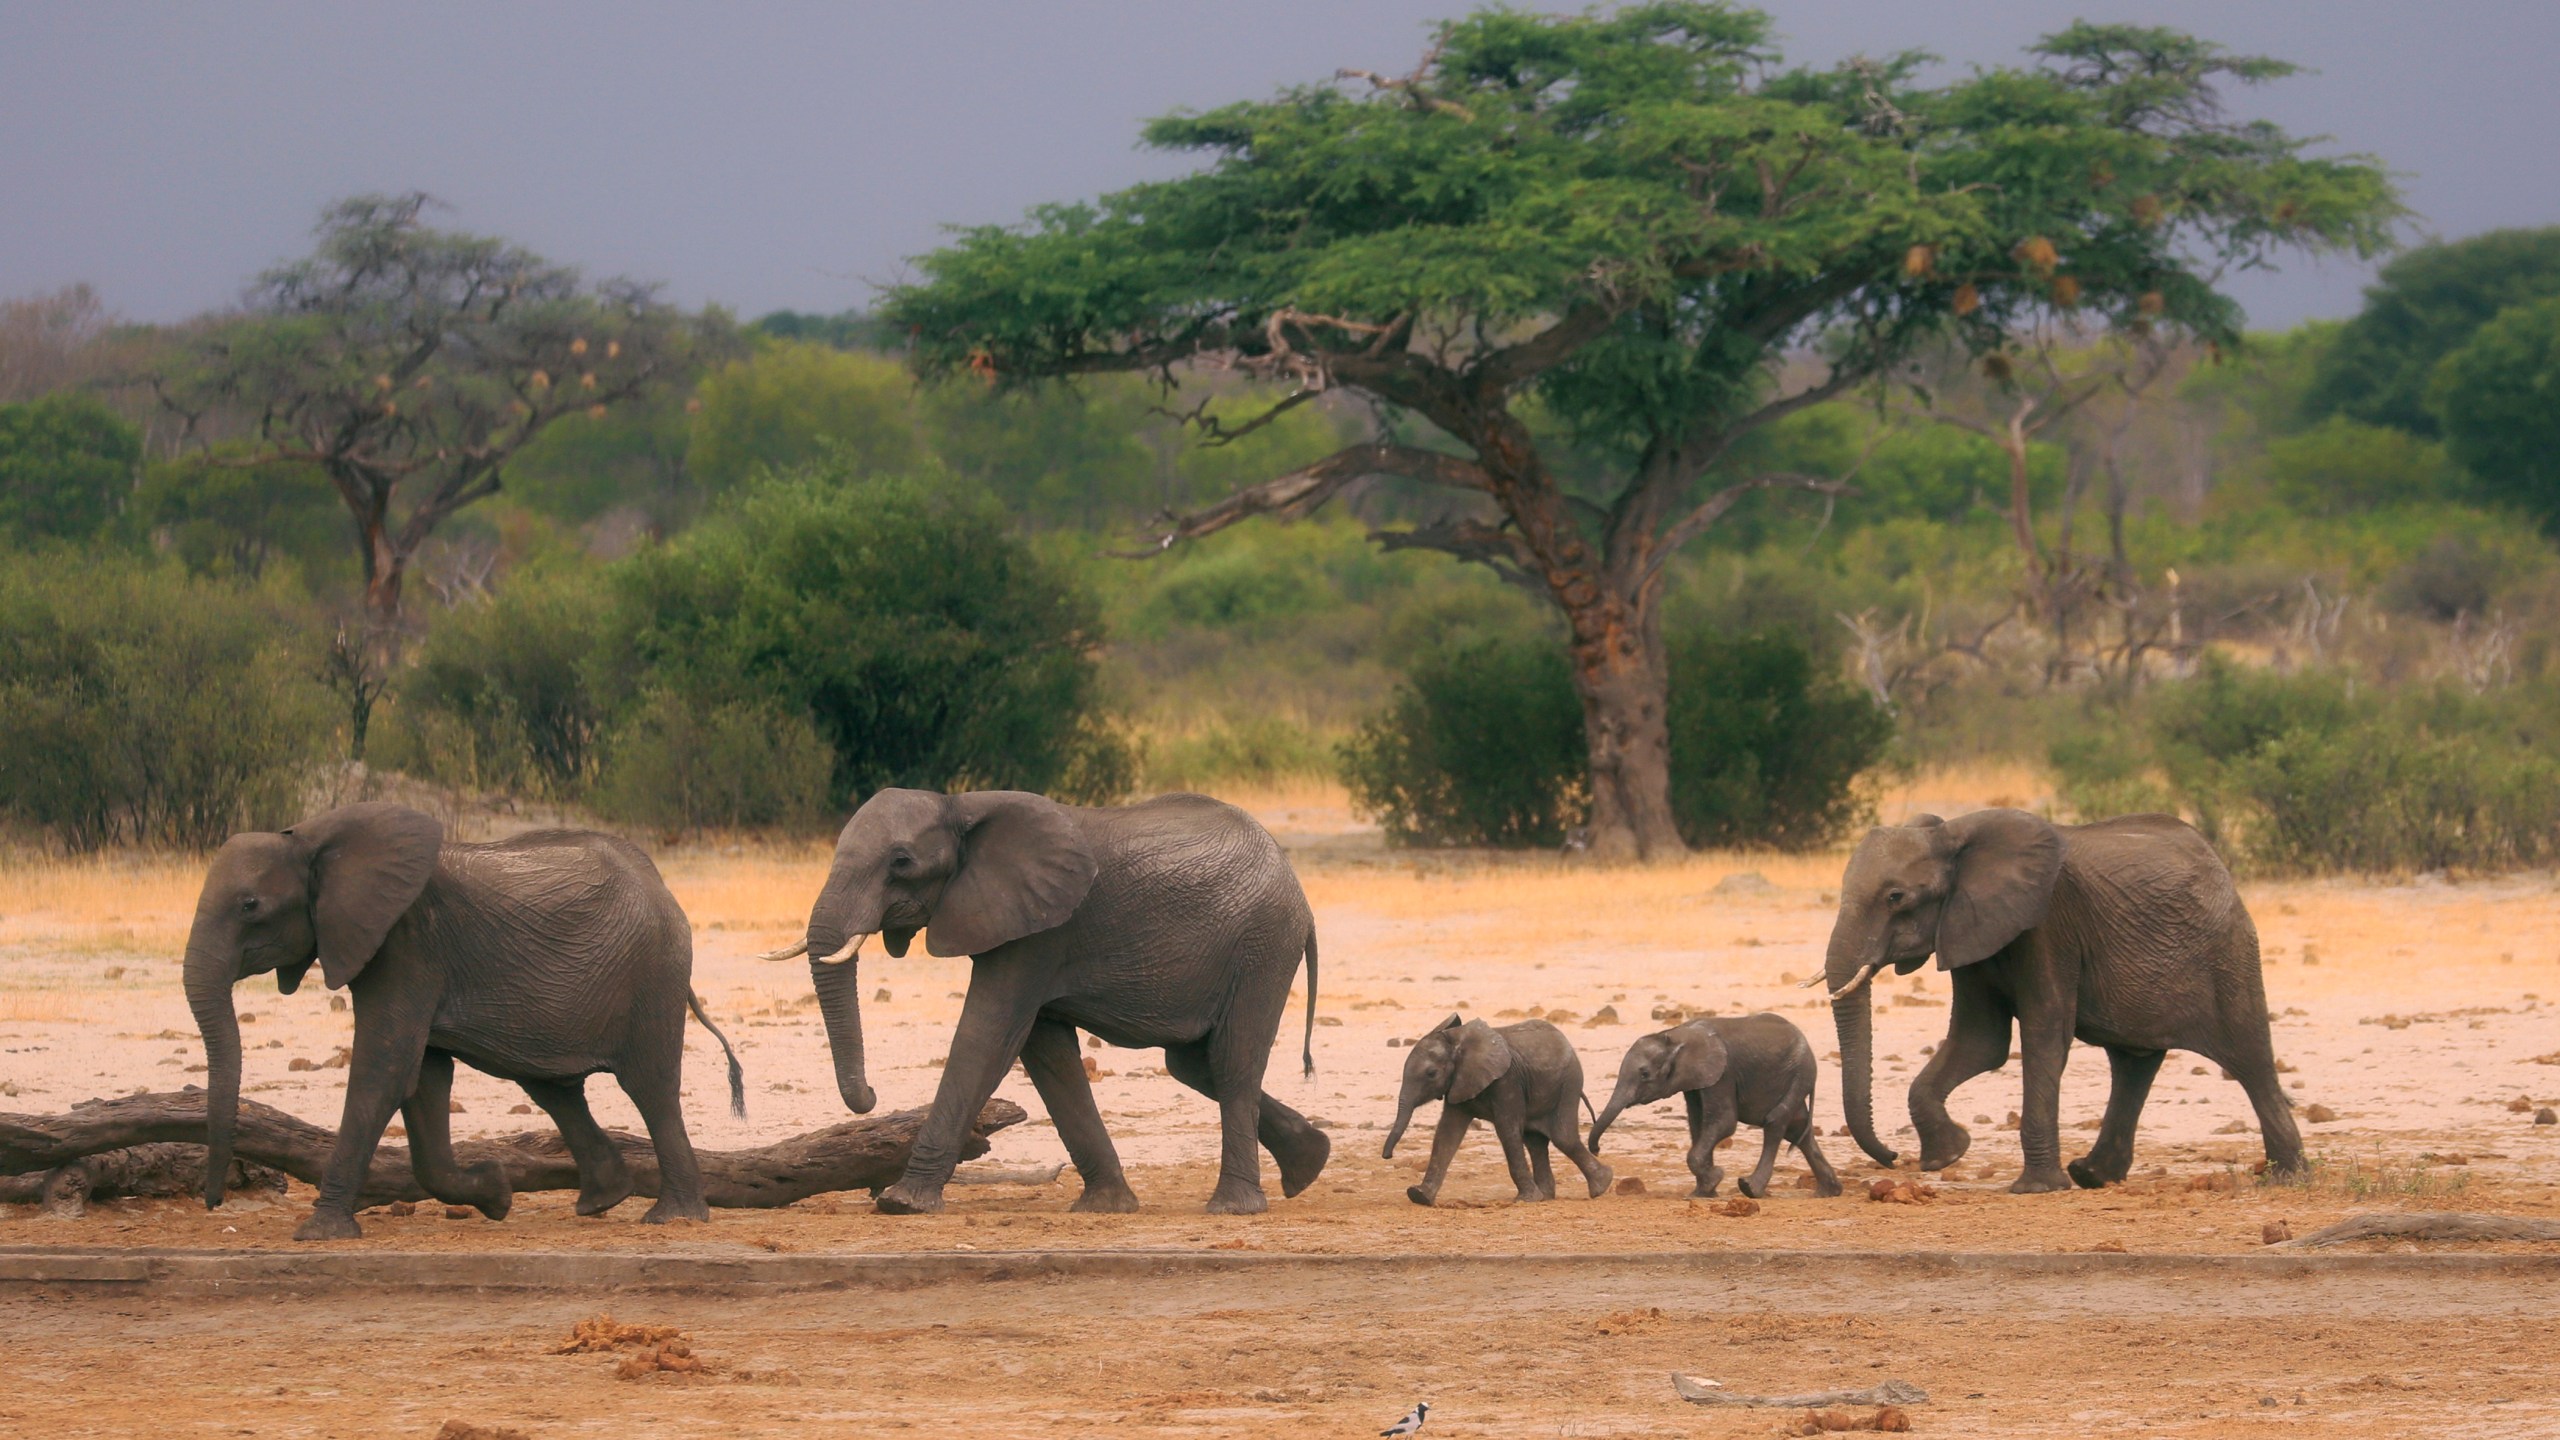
[5,2,2554,330]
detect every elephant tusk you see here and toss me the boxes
[1827,963,1881,1003]
[1797,974,1826,989]
[817,934,868,965]
[757,939,809,962]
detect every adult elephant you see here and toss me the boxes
[768,788,1327,1215]
[183,803,744,1240]
[1821,808,2301,1192]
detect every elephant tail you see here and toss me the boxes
[1581,1092,1598,1126]
[1301,927,1319,1078]
[688,990,748,1119]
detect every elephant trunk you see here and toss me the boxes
[1828,922,1897,1168]
[182,924,242,1208]
[1381,1081,1427,1160]
[1588,1074,1643,1154]
[809,950,876,1115]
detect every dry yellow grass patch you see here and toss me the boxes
[0,853,201,957]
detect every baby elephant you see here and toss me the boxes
[1384,1015,1611,1207]
[1588,1013,1842,1199]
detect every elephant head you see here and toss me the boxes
[778,788,1096,1116]
[1823,808,2061,1166]
[1382,1015,1511,1158]
[183,803,442,1207]
[1587,1023,1728,1153]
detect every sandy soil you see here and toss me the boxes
[6,773,2560,1435]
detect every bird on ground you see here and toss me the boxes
[1380,1401,1428,1436]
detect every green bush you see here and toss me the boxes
[1341,628,1892,850]
[0,558,333,850]
[0,394,139,546]
[609,468,1129,806]
[1665,631,1895,849]
[1339,635,1586,847]
[589,690,833,832]
[389,569,612,800]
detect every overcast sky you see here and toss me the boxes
[6,2,2555,330]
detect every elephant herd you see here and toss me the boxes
[181,790,2302,1240]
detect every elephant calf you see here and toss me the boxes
[1588,1013,1842,1199]
[1384,1016,1611,1207]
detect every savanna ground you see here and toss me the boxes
[4,768,2559,1437]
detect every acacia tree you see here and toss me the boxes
[885,5,2396,858]
[161,194,724,622]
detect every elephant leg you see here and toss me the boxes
[1790,1111,1844,1198]
[1020,1019,1138,1213]
[1200,1021,1278,1215]
[880,963,1041,1215]
[1736,1115,1787,1200]
[2008,993,2077,1194]
[1492,1111,1542,1203]
[1408,1106,1473,1206]
[1684,1090,1734,1196]
[519,1076,632,1217]
[2212,1039,2307,1179]
[1526,1131,1556,1200]
[615,1058,710,1224]
[296,994,432,1241]
[1161,1044,1331,1200]
[1550,1124,1613,1200]
[401,1050,510,1220]
[1908,974,2011,1173]
[2069,1046,2166,1189]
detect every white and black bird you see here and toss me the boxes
[1380,1401,1429,1436]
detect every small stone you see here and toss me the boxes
[444,1205,475,1220]
[239,1012,257,1024]
[2304,1104,2338,1123]
[873,988,891,1002]
[1972,1114,1992,1125]
[2537,1108,2558,1126]
[449,1099,466,1114]
[2508,1095,2536,1113]
[329,994,348,1012]
[1387,1037,1404,1048]
[509,1103,533,1115]
[1584,1005,1620,1027]
[1614,1176,1646,1196]
[2191,1065,2208,1075]
[288,1057,316,1072]
[1081,1055,1113,1080]
[2262,1220,2294,1245]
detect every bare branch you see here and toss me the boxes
[1642,472,1858,585]
[1110,443,1493,557]
[1374,518,1546,595]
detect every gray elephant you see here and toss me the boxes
[183,803,743,1240]
[1383,1016,1611,1206]
[1588,1013,1842,1199]
[770,788,1327,1216]
[1822,808,2301,1193]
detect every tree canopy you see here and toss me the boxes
[2431,294,2560,529]
[0,393,140,545]
[882,3,2400,857]
[2303,227,2560,437]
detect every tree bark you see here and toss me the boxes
[1567,590,1685,862]
[1,1091,1027,1211]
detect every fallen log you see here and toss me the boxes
[0,1143,289,1219]
[1,1091,1027,1210]
[1673,1376,1929,1409]
[2270,1210,2560,1249]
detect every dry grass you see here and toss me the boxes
[0,853,201,957]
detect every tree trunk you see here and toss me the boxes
[1566,592,1684,862]
[2,1091,1029,1210]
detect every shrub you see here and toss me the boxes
[608,469,1129,806]
[1338,635,1586,847]
[589,690,833,832]
[1665,631,1895,849]
[390,569,612,800]
[1341,628,1892,850]
[0,558,333,850]
[0,394,139,545]
[1142,713,1333,792]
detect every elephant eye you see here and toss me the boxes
[239,894,261,915]
[888,852,917,876]
[1886,889,1908,907]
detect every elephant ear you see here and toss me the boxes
[927,791,1098,957]
[1669,1027,1729,1093]
[288,803,443,990]
[1447,1021,1514,1104]
[1935,807,2063,970]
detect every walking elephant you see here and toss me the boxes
[183,803,744,1240]
[1588,1013,1841,1199]
[770,788,1327,1216]
[1822,808,2301,1192]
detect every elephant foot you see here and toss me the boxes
[1736,1174,1768,1200]
[1070,1182,1142,1214]
[1513,1188,1551,1204]
[1585,1164,1613,1200]
[2066,1156,2122,1190]
[1204,1180,1268,1216]
[1812,1178,1845,1199]
[469,1163,513,1221]
[2262,1153,2306,1182]
[640,1194,709,1224]
[2008,1166,2073,1194]
[293,1208,362,1242]
[1916,1128,1972,1173]
[875,1181,947,1215]
[1689,1181,1719,1198]
[1405,1185,1438,1207]
[1273,1127,1331,1199]
[575,1172,634,1218]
